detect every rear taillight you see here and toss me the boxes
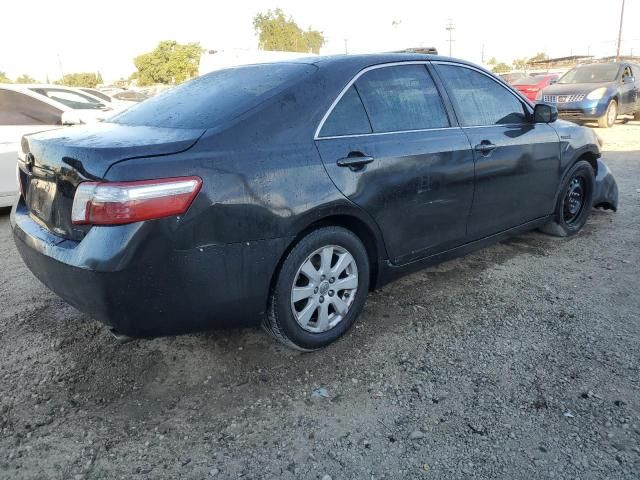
[71,176,202,225]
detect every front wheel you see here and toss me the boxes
[540,160,594,237]
[264,226,370,351]
[597,100,617,128]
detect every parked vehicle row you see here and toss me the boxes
[0,84,148,207]
[11,53,618,350]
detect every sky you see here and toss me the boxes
[1,0,639,82]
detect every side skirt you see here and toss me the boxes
[376,216,552,287]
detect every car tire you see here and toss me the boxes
[597,100,617,128]
[263,226,370,351]
[540,160,595,237]
[634,111,640,121]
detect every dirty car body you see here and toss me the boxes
[11,54,619,342]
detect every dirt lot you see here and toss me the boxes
[1,122,639,480]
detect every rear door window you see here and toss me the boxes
[319,86,372,137]
[355,65,450,133]
[0,89,62,126]
[436,64,527,126]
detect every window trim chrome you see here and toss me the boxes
[314,61,452,140]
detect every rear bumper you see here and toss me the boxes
[11,200,291,337]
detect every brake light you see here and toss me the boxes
[71,176,202,225]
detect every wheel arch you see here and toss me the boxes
[268,211,388,305]
[553,151,598,208]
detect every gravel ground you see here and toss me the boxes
[0,122,639,480]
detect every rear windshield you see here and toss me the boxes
[109,63,316,129]
[558,64,620,84]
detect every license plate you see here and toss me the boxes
[27,178,57,222]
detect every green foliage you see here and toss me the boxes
[0,71,11,83]
[512,58,527,70]
[253,9,325,54]
[487,57,498,66]
[15,74,36,84]
[133,41,203,86]
[491,62,511,74]
[529,52,548,63]
[56,72,102,88]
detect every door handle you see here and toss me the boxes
[336,155,374,169]
[474,141,497,154]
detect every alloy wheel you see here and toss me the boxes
[290,245,358,333]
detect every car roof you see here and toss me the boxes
[0,83,89,91]
[288,52,471,70]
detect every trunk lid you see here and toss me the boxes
[19,122,204,240]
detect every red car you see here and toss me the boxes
[512,74,559,102]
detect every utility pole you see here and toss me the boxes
[616,0,625,61]
[481,44,485,64]
[57,54,65,81]
[446,19,455,57]
[343,38,348,55]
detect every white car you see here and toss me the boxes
[79,87,143,111]
[0,84,113,207]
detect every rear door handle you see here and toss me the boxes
[336,156,374,169]
[474,141,497,154]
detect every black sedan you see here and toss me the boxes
[12,53,619,350]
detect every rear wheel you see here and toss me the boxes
[263,226,370,351]
[540,160,594,237]
[597,100,617,128]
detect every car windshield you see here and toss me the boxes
[558,64,620,84]
[512,74,549,85]
[31,88,106,110]
[109,63,316,129]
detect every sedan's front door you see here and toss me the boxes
[315,64,475,265]
[434,63,561,240]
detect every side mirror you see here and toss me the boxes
[622,76,634,84]
[61,111,83,125]
[533,103,558,123]
[550,79,557,84]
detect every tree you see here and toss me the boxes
[491,62,511,74]
[253,9,325,54]
[15,74,36,84]
[56,72,102,88]
[528,52,548,63]
[0,71,10,83]
[133,40,203,86]
[487,57,498,66]
[512,58,527,70]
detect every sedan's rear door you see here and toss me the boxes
[315,63,475,265]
